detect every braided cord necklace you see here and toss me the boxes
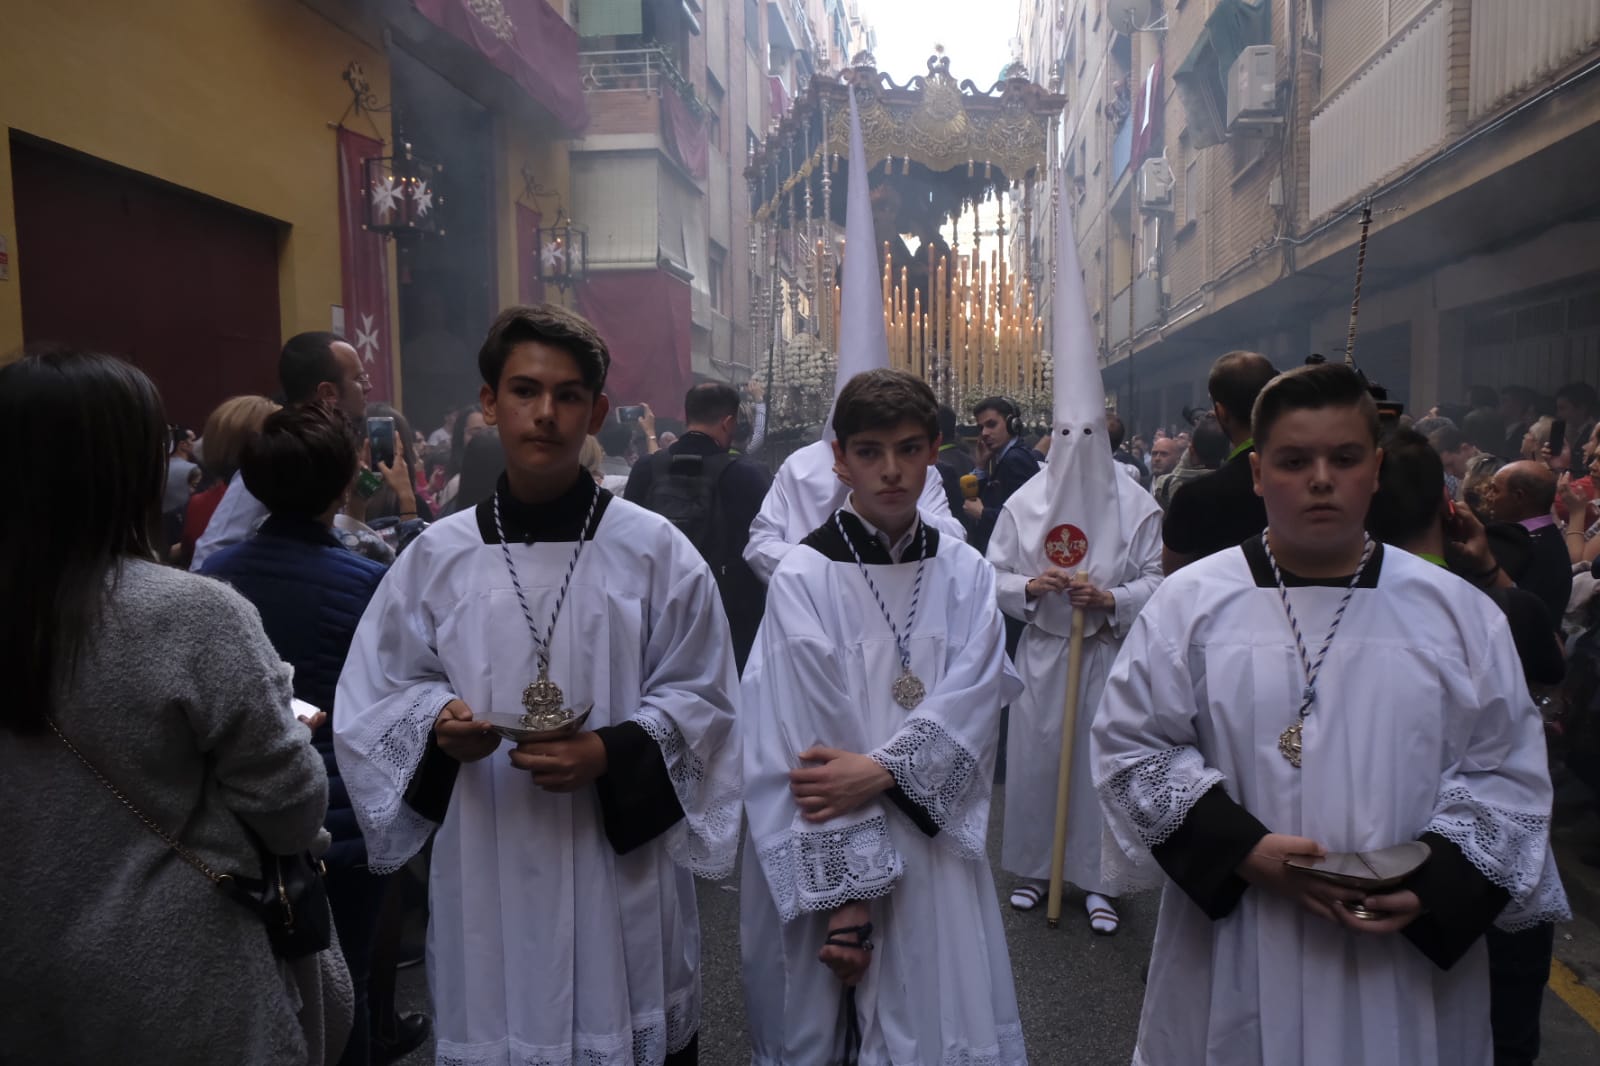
[834,510,928,710]
[492,482,602,728]
[1260,530,1375,768]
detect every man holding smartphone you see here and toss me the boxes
[192,332,372,569]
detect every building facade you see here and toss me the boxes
[1018,0,1600,432]
[0,0,585,431]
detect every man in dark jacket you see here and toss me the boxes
[1485,459,1572,634]
[965,396,1041,553]
[201,404,405,1066]
[625,381,772,670]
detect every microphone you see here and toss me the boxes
[960,474,980,500]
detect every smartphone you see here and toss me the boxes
[367,415,397,470]
[616,405,647,423]
[1550,419,1567,459]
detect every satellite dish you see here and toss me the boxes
[1107,0,1147,35]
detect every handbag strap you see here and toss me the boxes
[48,717,231,886]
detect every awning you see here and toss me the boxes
[414,0,588,131]
[1173,0,1270,148]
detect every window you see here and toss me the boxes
[709,243,727,313]
[1231,134,1266,178]
[1184,154,1200,226]
[707,81,726,153]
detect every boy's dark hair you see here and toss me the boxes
[832,369,939,445]
[279,331,344,406]
[972,396,1016,423]
[1367,429,1443,545]
[684,382,741,425]
[1208,350,1278,424]
[478,304,610,393]
[241,404,358,520]
[1251,363,1380,448]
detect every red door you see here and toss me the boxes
[11,135,282,428]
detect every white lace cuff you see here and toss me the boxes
[635,710,740,879]
[340,683,454,874]
[1096,745,1226,853]
[756,813,904,922]
[1424,786,1571,930]
[870,717,988,859]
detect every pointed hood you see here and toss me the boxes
[823,86,890,442]
[993,170,1160,637]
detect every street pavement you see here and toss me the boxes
[397,784,1600,1064]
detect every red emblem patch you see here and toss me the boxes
[1045,523,1089,568]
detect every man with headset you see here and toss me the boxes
[964,396,1042,553]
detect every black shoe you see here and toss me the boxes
[372,1012,431,1065]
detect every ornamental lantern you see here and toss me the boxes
[363,137,444,240]
[536,212,588,290]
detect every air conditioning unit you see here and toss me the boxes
[1138,157,1175,212]
[1227,45,1280,132]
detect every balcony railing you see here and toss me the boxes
[581,47,683,94]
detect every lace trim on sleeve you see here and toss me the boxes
[342,684,452,874]
[1096,745,1225,852]
[1425,786,1572,931]
[755,813,905,922]
[635,711,740,879]
[869,717,988,859]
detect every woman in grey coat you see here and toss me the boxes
[0,349,330,1064]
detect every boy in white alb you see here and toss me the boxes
[335,304,741,1065]
[741,369,1026,1065]
[1092,363,1568,1066]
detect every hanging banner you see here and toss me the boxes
[336,127,394,403]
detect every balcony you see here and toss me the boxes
[579,47,708,181]
[1309,0,1449,220]
[1469,0,1600,121]
[1111,114,1133,184]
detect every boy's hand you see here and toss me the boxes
[790,748,894,822]
[434,699,501,763]
[818,900,873,986]
[511,731,608,792]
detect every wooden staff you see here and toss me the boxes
[1344,198,1374,366]
[1046,572,1090,929]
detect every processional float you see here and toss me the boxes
[747,51,1067,455]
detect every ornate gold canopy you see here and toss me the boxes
[749,53,1066,224]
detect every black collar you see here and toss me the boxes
[259,514,343,548]
[673,430,726,456]
[1241,534,1384,589]
[474,471,613,545]
[799,509,941,564]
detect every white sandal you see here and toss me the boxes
[1086,893,1120,935]
[1009,882,1045,911]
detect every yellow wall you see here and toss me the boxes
[0,0,393,360]
[495,117,573,311]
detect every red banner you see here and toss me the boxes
[336,127,394,402]
[661,89,709,181]
[516,203,546,306]
[577,269,692,420]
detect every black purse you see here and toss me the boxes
[50,718,333,960]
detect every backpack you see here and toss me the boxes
[640,449,736,560]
